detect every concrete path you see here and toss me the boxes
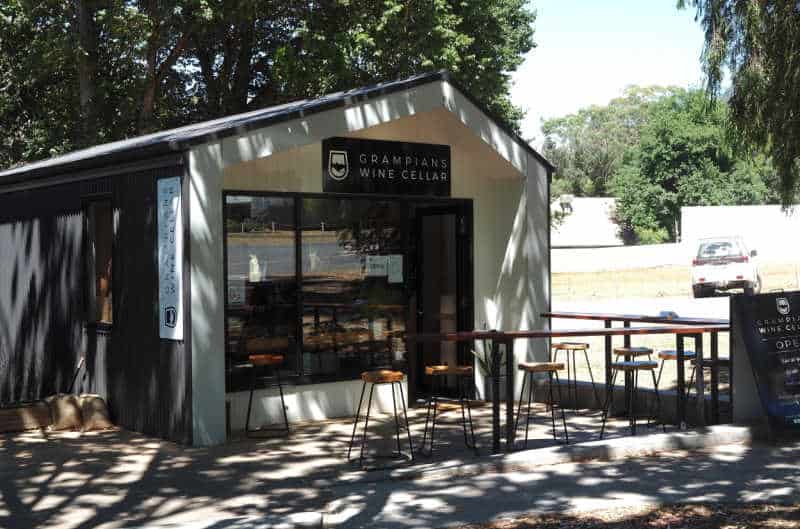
[2,426,797,529]
[326,440,800,528]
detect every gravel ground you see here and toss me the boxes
[454,503,800,529]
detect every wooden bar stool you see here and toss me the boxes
[656,349,697,396]
[245,353,290,437]
[613,346,654,359]
[420,365,477,456]
[515,361,569,447]
[687,356,730,395]
[551,342,601,410]
[599,360,665,439]
[347,370,413,465]
[613,346,653,414]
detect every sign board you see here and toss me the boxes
[322,137,451,196]
[732,291,800,432]
[387,254,403,283]
[157,177,184,341]
[365,255,388,276]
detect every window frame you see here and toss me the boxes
[222,190,471,392]
[83,195,115,328]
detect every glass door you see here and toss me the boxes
[410,204,472,402]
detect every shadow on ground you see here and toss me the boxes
[1,404,792,529]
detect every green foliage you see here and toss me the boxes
[542,86,680,198]
[0,0,536,169]
[611,88,775,243]
[679,0,800,205]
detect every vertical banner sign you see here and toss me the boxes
[733,290,800,432]
[157,177,184,341]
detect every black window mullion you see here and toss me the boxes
[295,196,303,376]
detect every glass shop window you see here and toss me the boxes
[225,196,298,391]
[224,194,409,390]
[87,200,113,324]
[300,198,407,381]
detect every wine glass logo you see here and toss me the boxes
[777,297,791,316]
[328,150,349,181]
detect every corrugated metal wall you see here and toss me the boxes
[0,183,87,402]
[109,167,191,444]
[0,166,192,444]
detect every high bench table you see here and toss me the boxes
[543,312,730,428]
[406,322,730,454]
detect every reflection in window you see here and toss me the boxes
[88,200,113,323]
[224,194,409,390]
[301,198,407,380]
[225,196,297,390]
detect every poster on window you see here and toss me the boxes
[158,177,184,341]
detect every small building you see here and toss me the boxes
[0,72,553,446]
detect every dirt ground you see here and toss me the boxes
[552,263,800,302]
[455,503,800,529]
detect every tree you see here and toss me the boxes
[0,0,536,170]
[542,86,679,198]
[612,88,776,243]
[679,0,800,204]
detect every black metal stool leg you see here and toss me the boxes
[421,392,434,452]
[359,383,376,466]
[650,369,666,433]
[631,370,639,436]
[599,369,619,439]
[525,372,536,447]
[276,369,289,434]
[548,372,557,440]
[553,371,569,444]
[458,377,475,449]
[391,381,402,456]
[583,349,601,408]
[245,365,256,434]
[428,395,439,456]
[686,365,697,397]
[466,380,477,451]
[397,381,414,459]
[571,351,579,411]
[347,381,367,460]
[514,370,528,435]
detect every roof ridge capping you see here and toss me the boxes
[0,70,552,186]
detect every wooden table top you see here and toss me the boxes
[406,324,730,343]
[542,311,729,326]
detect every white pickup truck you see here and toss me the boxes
[691,236,761,298]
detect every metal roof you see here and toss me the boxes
[0,71,553,186]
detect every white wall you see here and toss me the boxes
[552,243,686,273]
[228,379,408,431]
[188,142,228,446]
[189,80,551,439]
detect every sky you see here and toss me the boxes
[511,0,707,145]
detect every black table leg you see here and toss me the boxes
[694,333,705,427]
[505,338,515,451]
[491,338,501,454]
[604,319,612,399]
[623,320,632,414]
[676,335,686,429]
[710,332,719,424]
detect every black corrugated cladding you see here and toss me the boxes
[0,165,192,444]
[0,182,87,403]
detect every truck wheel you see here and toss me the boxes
[745,276,761,296]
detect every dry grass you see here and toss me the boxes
[553,263,800,302]
[454,503,800,529]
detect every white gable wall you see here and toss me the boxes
[188,81,550,444]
